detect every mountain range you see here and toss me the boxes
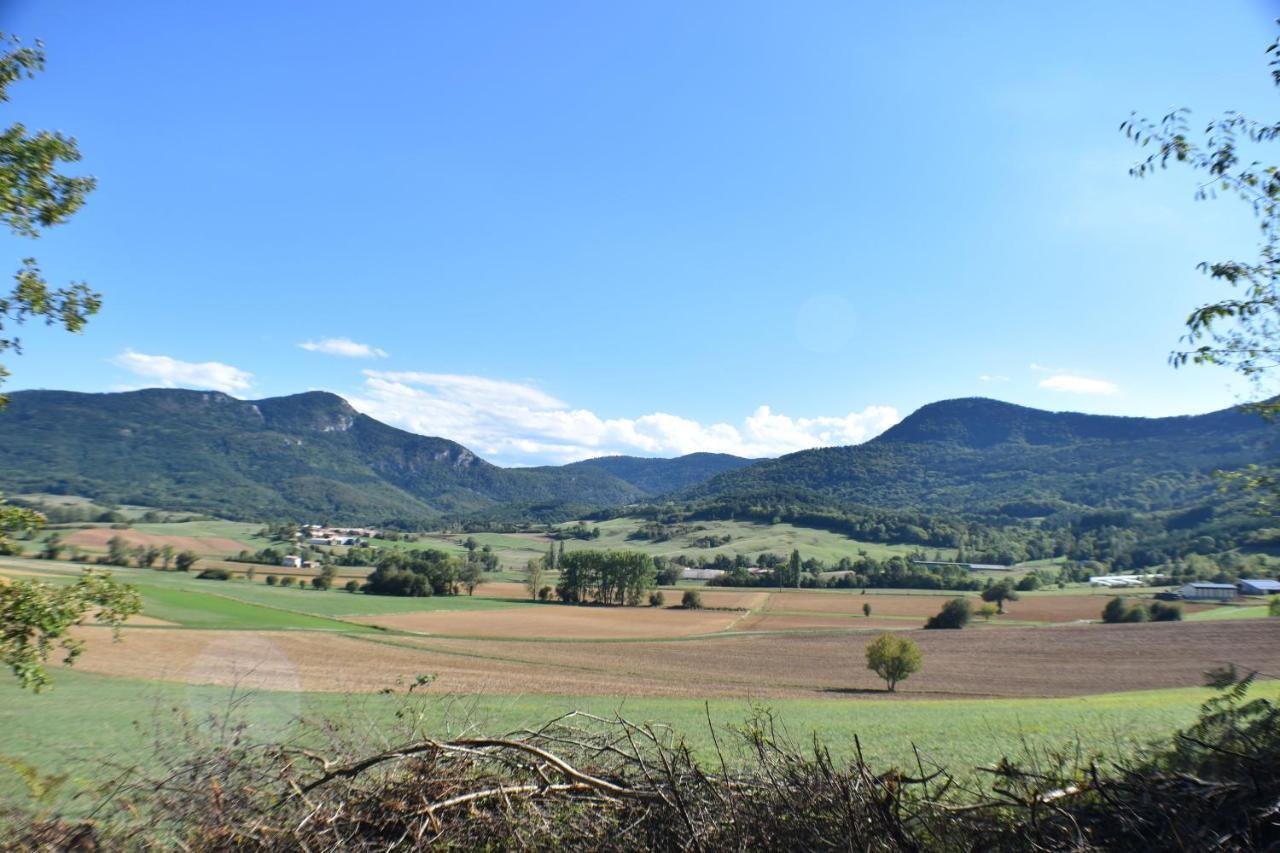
[0,389,748,522]
[0,389,1274,524]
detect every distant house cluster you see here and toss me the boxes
[277,524,379,568]
[300,523,377,547]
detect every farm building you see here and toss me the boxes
[680,567,726,581]
[1178,582,1237,601]
[1238,578,1280,596]
[280,555,302,568]
[1089,574,1154,588]
[910,560,1011,572]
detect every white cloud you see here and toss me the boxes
[979,374,1010,383]
[112,350,253,394]
[348,370,900,465]
[299,337,388,358]
[1038,374,1119,396]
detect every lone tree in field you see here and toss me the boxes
[865,632,922,692]
[981,579,1019,615]
[862,602,871,618]
[524,557,545,600]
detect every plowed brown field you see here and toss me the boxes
[761,591,1211,622]
[69,619,1280,699]
[350,605,744,639]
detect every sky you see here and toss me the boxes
[2,0,1278,465]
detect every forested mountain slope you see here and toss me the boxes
[0,389,646,522]
[681,398,1278,516]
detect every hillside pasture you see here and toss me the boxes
[558,517,948,564]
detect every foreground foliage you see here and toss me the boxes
[7,672,1279,850]
[0,569,139,691]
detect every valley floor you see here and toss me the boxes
[4,555,1278,813]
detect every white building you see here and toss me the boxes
[281,555,302,568]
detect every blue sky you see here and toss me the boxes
[2,0,1278,464]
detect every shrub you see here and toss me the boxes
[1269,595,1280,617]
[345,580,360,593]
[1148,601,1183,622]
[311,576,331,590]
[538,585,552,601]
[265,575,278,586]
[195,568,231,581]
[1102,597,1152,623]
[1101,597,1129,623]
[924,597,971,629]
[280,576,296,587]
[649,591,665,607]
[862,602,871,618]
[977,603,998,621]
[681,590,704,609]
[865,632,922,692]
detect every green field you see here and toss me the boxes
[1186,603,1272,621]
[0,558,526,622]
[1,667,1270,814]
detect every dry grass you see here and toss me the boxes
[64,528,251,556]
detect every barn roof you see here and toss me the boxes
[1240,578,1280,590]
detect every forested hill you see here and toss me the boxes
[0,389,652,523]
[565,452,755,494]
[680,397,1279,516]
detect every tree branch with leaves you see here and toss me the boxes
[0,33,100,406]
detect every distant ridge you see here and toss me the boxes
[566,452,755,495]
[681,397,1278,515]
[0,388,746,522]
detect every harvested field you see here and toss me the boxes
[734,613,912,632]
[351,605,743,639]
[471,583,767,611]
[67,619,1280,699]
[64,528,251,556]
[471,582,542,599]
[409,619,1280,699]
[762,591,1212,622]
